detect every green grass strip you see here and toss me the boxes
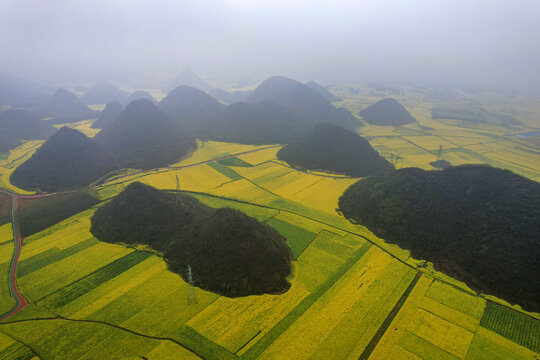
[0,342,35,360]
[38,251,152,309]
[217,157,253,167]
[177,325,237,360]
[17,238,98,277]
[266,218,317,258]
[241,242,372,360]
[480,301,540,353]
[358,272,422,360]
[207,162,243,181]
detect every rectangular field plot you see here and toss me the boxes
[237,147,280,165]
[186,282,309,354]
[407,309,475,358]
[480,301,540,353]
[255,247,416,360]
[425,281,486,320]
[466,327,539,360]
[38,251,152,309]
[174,140,269,167]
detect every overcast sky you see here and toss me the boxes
[1,0,539,88]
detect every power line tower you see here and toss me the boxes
[389,152,403,168]
[436,145,443,160]
[175,175,180,208]
[187,265,197,305]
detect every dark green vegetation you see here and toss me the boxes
[0,342,36,360]
[165,68,211,92]
[247,76,358,130]
[429,159,452,169]
[0,110,56,151]
[216,157,252,167]
[0,193,11,227]
[95,99,196,169]
[91,100,123,129]
[79,82,128,105]
[480,301,540,352]
[339,164,540,311]
[207,162,243,181]
[207,88,252,104]
[11,127,115,192]
[38,251,152,309]
[18,191,101,237]
[277,123,394,177]
[265,218,317,258]
[159,85,225,136]
[123,90,156,106]
[35,88,98,124]
[305,81,340,102]
[91,181,213,249]
[90,182,293,297]
[209,101,308,145]
[359,98,416,126]
[431,107,523,127]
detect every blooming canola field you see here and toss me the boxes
[0,108,539,359]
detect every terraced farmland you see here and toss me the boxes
[0,132,538,359]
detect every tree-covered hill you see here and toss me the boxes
[10,127,115,192]
[277,123,393,176]
[359,98,416,126]
[95,99,196,169]
[91,182,293,297]
[35,88,98,124]
[339,164,540,311]
[0,109,56,151]
[208,101,309,145]
[91,101,123,129]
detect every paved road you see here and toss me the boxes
[0,188,29,321]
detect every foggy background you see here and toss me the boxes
[1,0,539,89]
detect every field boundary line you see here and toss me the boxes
[358,272,422,360]
[180,190,540,321]
[0,316,206,359]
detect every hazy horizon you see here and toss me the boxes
[1,0,539,90]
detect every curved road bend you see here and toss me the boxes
[0,188,28,321]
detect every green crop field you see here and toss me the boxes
[0,87,539,359]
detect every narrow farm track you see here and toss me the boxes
[0,188,29,322]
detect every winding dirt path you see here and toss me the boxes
[0,188,29,321]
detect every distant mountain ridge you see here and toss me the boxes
[247,76,358,130]
[80,82,129,105]
[165,68,211,92]
[35,88,98,124]
[95,99,196,169]
[359,98,416,126]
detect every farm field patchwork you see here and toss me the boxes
[0,137,538,359]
